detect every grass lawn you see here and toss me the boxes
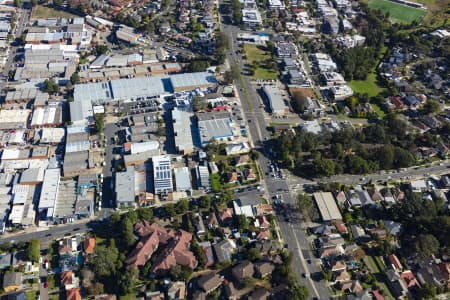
[254,68,278,80]
[32,5,77,19]
[244,44,271,64]
[368,0,427,23]
[371,102,386,118]
[348,72,385,97]
[119,293,138,300]
[244,44,278,80]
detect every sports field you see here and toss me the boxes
[368,0,427,23]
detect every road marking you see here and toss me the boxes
[291,224,320,298]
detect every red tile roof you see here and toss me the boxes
[61,271,73,287]
[401,270,420,289]
[388,254,403,271]
[150,229,198,275]
[67,288,81,300]
[84,237,96,254]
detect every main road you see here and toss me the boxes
[221,21,331,299]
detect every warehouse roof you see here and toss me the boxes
[169,72,217,90]
[174,167,191,192]
[172,108,194,153]
[38,168,60,212]
[313,192,342,222]
[263,85,287,114]
[20,167,45,183]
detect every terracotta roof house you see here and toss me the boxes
[125,222,176,267]
[227,172,239,183]
[207,212,219,229]
[335,221,348,234]
[388,254,403,272]
[248,287,269,300]
[369,188,383,202]
[220,208,234,224]
[400,270,421,289]
[232,260,254,283]
[66,288,82,300]
[234,155,250,166]
[61,271,73,287]
[340,280,363,294]
[372,290,385,300]
[439,262,450,282]
[386,269,408,299]
[253,240,279,255]
[334,270,350,283]
[331,260,346,272]
[256,230,270,240]
[199,241,215,267]
[335,190,347,205]
[197,272,223,294]
[244,168,257,181]
[254,261,275,278]
[84,237,96,254]
[259,215,270,229]
[150,230,198,275]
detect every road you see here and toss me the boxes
[100,122,119,219]
[0,221,91,248]
[221,19,331,299]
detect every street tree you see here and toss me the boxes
[27,239,40,263]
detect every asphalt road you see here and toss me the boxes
[0,221,91,248]
[221,20,331,299]
[100,122,119,218]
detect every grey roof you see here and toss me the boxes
[116,166,135,205]
[263,85,287,114]
[169,72,217,90]
[174,167,191,192]
[20,168,44,183]
[3,272,22,288]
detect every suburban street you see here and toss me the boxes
[221,19,331,299]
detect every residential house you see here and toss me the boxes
[243,168,257,181]
[331,260,347,272]
[206,212,219,229]
[167,281,186,300]
[199,241,215,267]
[232,260,254,283]
[193,214,206,236]
[220,208,234,225]
[400,270,421,289]
[227,172,239,184]
[234,155,250,166]
[224,282,238,300]
[253,240,279,256]
[213,239,237,263]
[3,272,22,292]
[334,270,351,283]
[66,288,82,300]
[254,261,275,278]
[416,263,447,287]
[197,272,223,294]
[388,254,403,272]
[350,225,370,242]
[340,280,363,294]
[386,269,408,299]
[248,287,270,300]
[83,237,95,254]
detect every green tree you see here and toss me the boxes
[198,195,211,210]
[190,60,210,72]
[27,240,40,263]
[94,114,105,134]
[376,145,394,170]
[14,0,22,7]
[322,269,333,281]
[231,63,240,80]
[121,217,136,248]
[192,96,208,112]
[30,0,37,6]
[42,79,60,94]
[90,241,120,277]
[164,203,176,217]
[313,157,336,177]
[423,99,440,114]
[414,234,440,259]
[246,247,262,261]
[223,71,234,84]
[70,72,80,85]
[289,284,309,300]
[175,199,189,214]
[190,240,207,268]
[291,92,306,114]
[416,283,437,299]
[94,45,109,56]
[136,207,153,220]
[118,267,138,295]
[234,215,249,230]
